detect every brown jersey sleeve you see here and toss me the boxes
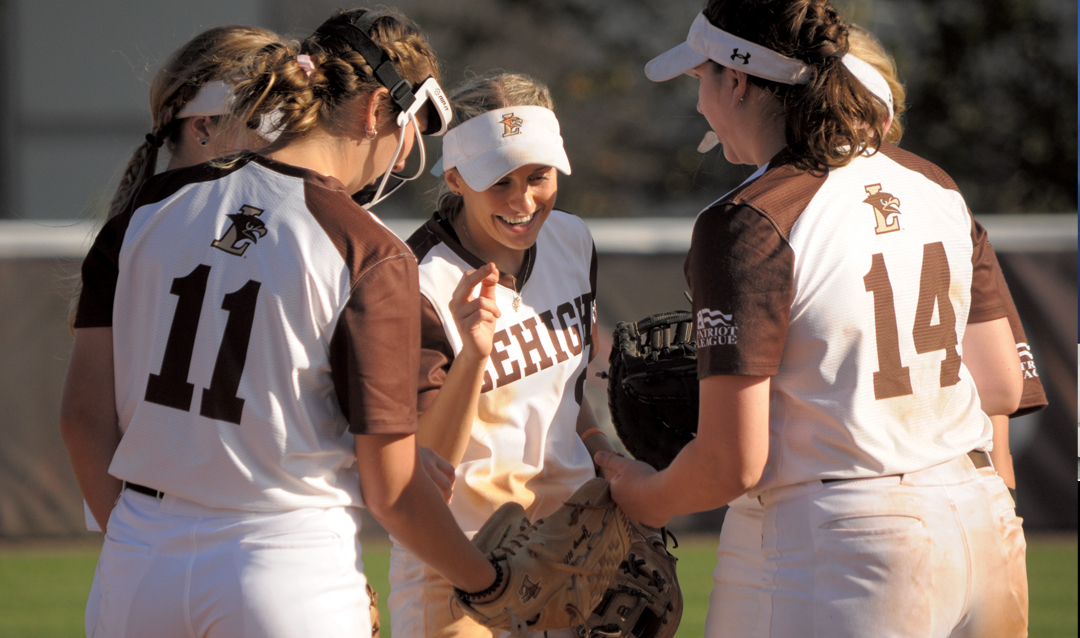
[986,246,1048,417]
[73,213,130,328]
[966,221,1045,416]
[685,204,794,378]
[417,295,454,415]
[330,254,421,435]
[968,217,1008,323]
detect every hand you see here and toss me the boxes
[450,263,501,361]
[594,451,669,528]
[419,446,456,502]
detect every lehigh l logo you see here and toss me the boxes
[501,113,524,137]
[212,205,267,256]
[519,575,542,603]
[863,184,901,234]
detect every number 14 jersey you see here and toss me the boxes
[685,144,1007,495]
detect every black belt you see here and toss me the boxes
[125,482,165,499]
[822,450,992,484]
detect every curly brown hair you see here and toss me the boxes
[228,8,440,149]
[703,0,884,170]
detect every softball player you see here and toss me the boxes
[61,9,504,637]
[386,72,616,638]
[698,25,1047,637]
[597,1,1028,636]
[67,26,280,339]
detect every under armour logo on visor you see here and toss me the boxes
[730,48,751,64]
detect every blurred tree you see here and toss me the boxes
[272,0,1076,217]
[869,0,1077,213]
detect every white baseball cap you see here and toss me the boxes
[646,12,812,86]
[177,80,234,118]
[440,105,571,192]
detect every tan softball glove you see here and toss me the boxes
[573,521,682,638]
[453,478,632,636]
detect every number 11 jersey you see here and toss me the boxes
[75,153,421,511]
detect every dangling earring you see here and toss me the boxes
[365,125,377,141]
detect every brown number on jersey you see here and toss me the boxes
[864,242,961,401]
[144,264,260,425]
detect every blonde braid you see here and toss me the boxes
[70,26,279,334]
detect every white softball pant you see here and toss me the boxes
[704,494,766,638]
[86,489,371,638]
[705,453,1027,638]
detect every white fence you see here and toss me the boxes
[1,214,1076,259]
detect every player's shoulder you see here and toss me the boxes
[539,209,594,250]
[874,143,960,194]
[131,153,251,216]
[250,154,414,281]
[699,151,828,242]
[406,213,450,263]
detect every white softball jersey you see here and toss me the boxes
[75,153,421,512]
[686,143,1010,495]
[407,210,598,534]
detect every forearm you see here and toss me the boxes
[356,434,495,593]
[416,351,488,466]
[989,414,1016,489]
[61,419,122,532]
[576,396,616,479]
[59,327,122,532]
[374,466,495,590]
[963,317,1022,416]
[647,437,758,522]
[606,375,770,528]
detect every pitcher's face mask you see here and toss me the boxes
[315,12,452,207]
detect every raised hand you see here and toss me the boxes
[450,263,501,362]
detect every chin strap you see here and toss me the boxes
[367,111,426,207]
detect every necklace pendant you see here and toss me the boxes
[512,295,521,311]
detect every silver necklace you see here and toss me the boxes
[456,218,523,311]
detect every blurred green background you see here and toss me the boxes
[1,535,1076,637]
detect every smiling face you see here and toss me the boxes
[448,163,558,265]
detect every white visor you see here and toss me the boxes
[441,105,571,192]
[842,54,894,116]
[176,80,234,118]
[646,12,812,86]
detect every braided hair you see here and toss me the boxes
[703,0,883,170]
[106,25,279,221]
[227,8,440,150]
[70,26,278,335]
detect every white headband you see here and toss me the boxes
[176,80,234,118]
[440,105,571,192]
[646,12,813,85]
[842,54,894,117]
